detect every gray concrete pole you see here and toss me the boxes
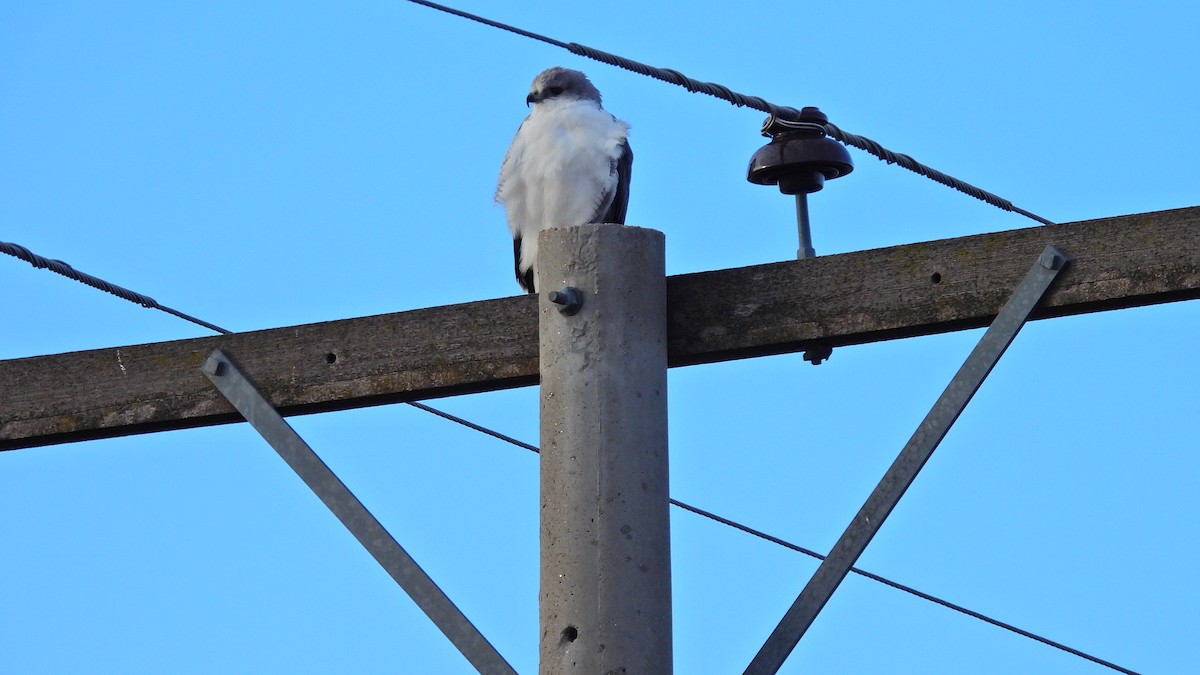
[537,224,672,674]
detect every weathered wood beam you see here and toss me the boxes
[2,206,1197,451]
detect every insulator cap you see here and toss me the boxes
[747,107,853,195]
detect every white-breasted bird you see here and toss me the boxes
[496,67,633,293]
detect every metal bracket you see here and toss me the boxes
[202,349,516,675]
[745,245,1069,674]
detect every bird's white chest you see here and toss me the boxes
[511,103,626,179]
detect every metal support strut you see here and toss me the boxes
[745,245,1069,674]
[202,349,516,675]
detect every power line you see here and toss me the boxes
[1,240,231,335]
[404,0,1055,227]
[668,501,1139,675]
[409,402,1138,675]
[407,401,540,452]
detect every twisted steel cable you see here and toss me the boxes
[406,0,1054,225]
[1,240,231,335]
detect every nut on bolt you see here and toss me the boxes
[548,287,583,316]
[203,356,225,376]
[1039,248,1066,271]
[803,345,832,366]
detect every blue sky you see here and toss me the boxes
[2,1,1197,673]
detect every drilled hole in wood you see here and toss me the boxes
[561,625,578,643]
[930,272,942,284]
[324,352,338,364]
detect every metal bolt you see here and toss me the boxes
[203,356,225,376]
[548,287,583,316]
[803,345,832,366]
[1038,249,1065,271]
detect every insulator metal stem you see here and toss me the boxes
[796,193,816,259]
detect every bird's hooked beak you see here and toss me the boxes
[526,91,540,107]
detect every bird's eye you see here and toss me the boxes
[545,86,564,97]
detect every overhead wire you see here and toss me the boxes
[1,240,231,335]
[403,0,1055,227]
[406,401,1138,675]
[4,240,1135,672]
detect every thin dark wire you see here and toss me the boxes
[403,0,1055,227]
[406,401,540,453]
[2,240,232,335]
[411,403,1137,675]
[669,501,1139,675]
[403,0,568,49]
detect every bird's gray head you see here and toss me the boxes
[526,67,602,107]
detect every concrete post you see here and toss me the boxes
[537,224,672,674]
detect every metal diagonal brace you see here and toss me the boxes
[202,349,516,675]
[745,245,1069,674]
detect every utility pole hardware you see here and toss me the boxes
[746,246,1068,673]
[202,349,517,674]
[1,206,1196,673]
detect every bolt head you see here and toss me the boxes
[1038,249,1065,271]
[803,345,833,366]
[547,287,583,316]
[203,356,225,376]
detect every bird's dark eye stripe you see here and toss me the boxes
[546,86,564,97]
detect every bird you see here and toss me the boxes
[496,67,633,293]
